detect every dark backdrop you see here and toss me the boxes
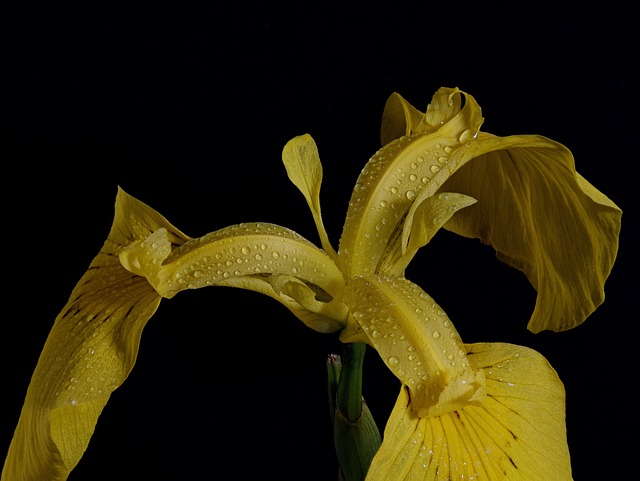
[1,2,635,480]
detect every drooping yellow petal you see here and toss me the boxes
[282,134,337,258]
[440,133,622,332]
[337,88,484,278]
[341,275,486,418]
[2,187,190,481]
[366,342,571,481]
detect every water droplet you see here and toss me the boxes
[193,270,203,278]
[459,129,478,143]
[241,246,251,255]
[406,190,416,200]
[432,331,442,339]
[388,356,400,367]
[371,330,380,338]
[271,252,280,259]
[444,145,453,154]
[430,165,440,173]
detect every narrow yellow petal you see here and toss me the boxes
[341,275,485,418]
[338,88,483,278]
[442,133,622,332]
[282,134,337,258]
[379,192,477,276]
[366,343,571,481]
[2,187,190,481]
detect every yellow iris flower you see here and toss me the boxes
[2,87,621,481]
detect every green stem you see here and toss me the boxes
[337,342,366,422]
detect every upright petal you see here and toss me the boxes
[441,133,622,332]
[380,92,428,145]
[282,134,337,258]
[337,88,484,278]
[2,188,190,481]
[366,343,571,481]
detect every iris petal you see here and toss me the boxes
[380,192,477,276]
[380,92,428,145]
[282,133,337,258]
[2,187,189,481]
[338,89,483,278]
[342,275,485,418]
[121,221,346,310]
[366,343,571,481]
[442,133,622,332]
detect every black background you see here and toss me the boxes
[1,2,635,480]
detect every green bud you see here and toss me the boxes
[328,343,381,481]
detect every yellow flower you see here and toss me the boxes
[2,87,621,481]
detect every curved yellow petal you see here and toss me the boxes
[366,343,571,481]
[120,221,346,307]
[379,192,477,276]
[282,134,337,258]
[337,88,484,278]
[380,92,428,145]
[268,274,348,332]
[441,133,622,332]
[2,187,189,481]
[341,275,485,418]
